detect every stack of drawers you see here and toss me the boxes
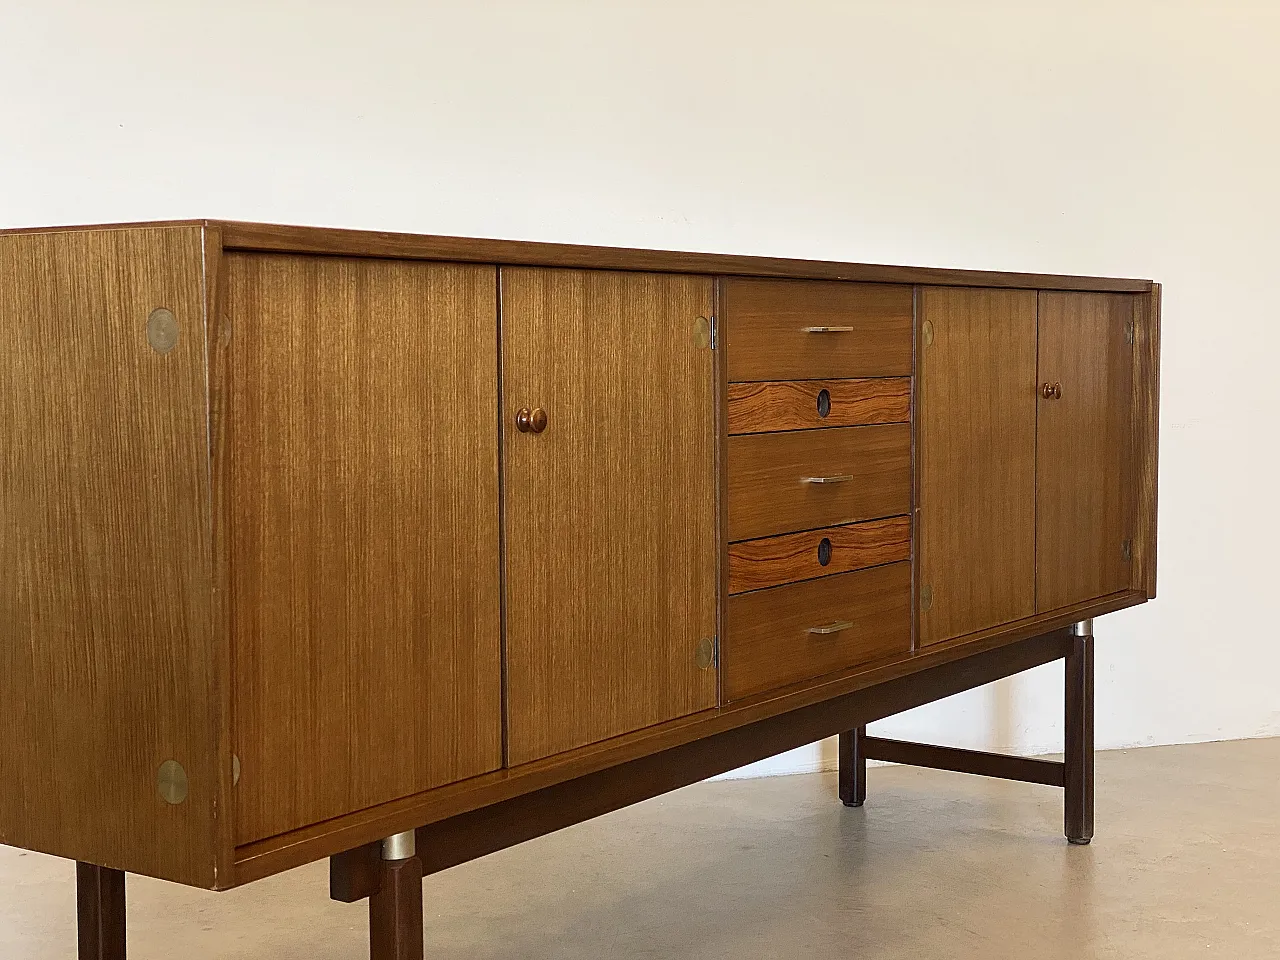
[721,278,916,701]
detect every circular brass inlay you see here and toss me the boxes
[692,316,711,350]
[695,637,716,670]
[146,308,180,354]
[922,320,934,347]
[232,754,241,787]
[157,759,189,805]
[920,584,934,613]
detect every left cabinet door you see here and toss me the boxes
[227,255,503,845]
[502,268,719,766]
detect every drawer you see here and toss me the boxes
[723,561,912,701]
[727,424,911,541]
[728,516,910,594]
[722,278,913,382]
[727,378,911,435]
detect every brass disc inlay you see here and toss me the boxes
[146,307,180,354]
[157,759,189,805]
[695,636,716,670]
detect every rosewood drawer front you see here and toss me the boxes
[727,424,911,541]
[727,378,911,434]
[722,278,913,382]
[728,516,911,594]
[723,561,912,701]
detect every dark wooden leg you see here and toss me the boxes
[1064,622,1095,845]
[838,726,867,807]
[369,834,424,960]
[76,862,125,960]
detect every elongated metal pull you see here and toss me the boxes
[808,620,854,635]
[802,325,855,333]
[802,474,854,484]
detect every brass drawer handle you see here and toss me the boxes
[802,475,854,484]
[802,326,855,333]
[807,620,854,635]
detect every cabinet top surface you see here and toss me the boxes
[0,219,1154,292]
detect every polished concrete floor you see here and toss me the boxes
[3,738,1278,959]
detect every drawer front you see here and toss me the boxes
[724,561,912,701]
[723,278,913,382]
[728,378,911,435]
[727,424,911,541]
[728,516,910,594]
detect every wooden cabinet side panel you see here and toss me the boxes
[228,255,503,845]
[1132,284,1161,598]
[917,287,1038,646]
[502,268,718,766]
[1036,292,1136,611]
[0,227,218,886]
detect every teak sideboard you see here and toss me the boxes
[0,221,1160,959]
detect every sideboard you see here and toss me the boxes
[0,220,1160,959]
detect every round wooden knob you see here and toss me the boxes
[516,407,548,433]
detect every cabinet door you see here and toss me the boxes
[918,288,1038,645]
[229,255,503,845]
[1036,292,1135,611]
[502,268,718,766]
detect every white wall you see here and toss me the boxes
[4,1,1277,776]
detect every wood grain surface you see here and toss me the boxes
[722,279,914,381]
[233,588,1144,884]
[727,424,911,541]
[727,378,911,434]
[0,226,218,886]
[208,221,1153,292]
[310,627,1067,887]
[0,222,1159,295]
[723,562,912,701]
[1036,292,1135,611]
[1132,285,1161,598]
[917,287,1038,646]
[728,516,911,594]
[501,267,718,766]
[227,254,503,845]
[202,224,238,882]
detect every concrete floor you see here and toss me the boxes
[2,738,1278,959]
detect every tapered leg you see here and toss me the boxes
[839,726,868,807]
[369,833,424,960]
[76,863,125,960]
[1064,622,1095,844]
